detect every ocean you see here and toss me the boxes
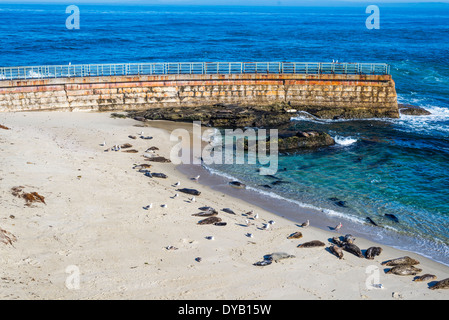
[1,3,448,265]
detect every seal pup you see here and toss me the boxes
[430,278,449,290]
[385,265,422,276]
[343,243,364,258]
[329,245,344,259]
[365,247,383,260]
[381,256,420,266]
[414,274,437,282]
[197,217,222,225]
[287,232,303,239]
[298,240,326,248]
[301,220,310,228]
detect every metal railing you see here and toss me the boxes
[0,62,390,81]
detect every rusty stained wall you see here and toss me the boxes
[0,73,398,118]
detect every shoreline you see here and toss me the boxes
[0,111,447,299]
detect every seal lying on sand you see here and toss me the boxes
[264,252,296,263]
[222,208,236,215]
[229,181,246,189]
[381,256,420,266]
[343,243,364,258]
[365,247,383,260]
[192,212,218,217]
[298,240,325,248]
[198,206,218,214]
[177,188,201,196]
[430,278,449,290]
[386,265,422,276]
[414,274,437,282]
[197,217,222,225]
[253,260,272,267]
[287,232,303,239]
[330,245,344,259]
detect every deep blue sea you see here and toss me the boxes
[1,3,448,265]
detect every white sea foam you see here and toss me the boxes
[334,135,358,146]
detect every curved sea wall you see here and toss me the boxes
[0,73,398,119]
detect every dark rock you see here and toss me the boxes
[398,104,431,116]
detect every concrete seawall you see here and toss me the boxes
[0,73,399,119]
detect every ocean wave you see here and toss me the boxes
[333,135,358,146]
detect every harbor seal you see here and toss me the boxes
[386,265,422,276]
[329,245,344,259]
[222,208,236,215]
[343,243,364,258]
[287,232,303,239]
[198,206,218,214]
[430,278,449,290]
[365,247,383,260]
[344,234,356,244]
[298,240,326,248]
[385,213,399,223]
[197,217,222,225]
[414,274,437,282]
[229,181,246,189]
[192,212,218,217]
[381,256,420,266]
[264,252,296,263]
[177,188,201,196]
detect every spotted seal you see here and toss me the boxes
[192,212,218,217]
[386,265,422,276]
[381,256,420,266]
[298,240,326,248]
[365,247,383,260]
[414,274,437,282]
[430,278,449,290]
[177,188,201,196]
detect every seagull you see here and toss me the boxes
[139,131,144,136]
[189,197,196,203]
[263,223,270,230]
[334,222,343,232]
[161,204,168,208]
[174,181,180,186]
[301,220,310,228]
[245,210,254,216]
[268,220,275,225]
[206,236,214,240]
[246,233,254,238]
[254,213,259,219]
[172,193,179,199]
[192,175,200,181]
[143,203,153,210]
[100,140,106,147]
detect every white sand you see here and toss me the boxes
[0,111,447,300]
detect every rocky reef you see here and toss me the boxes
[398,104,431,116]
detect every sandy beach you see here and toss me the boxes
[0,111,448,300]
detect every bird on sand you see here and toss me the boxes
[174,181,180,186]
[334,222,343,232]
[191,175,200,181]
[301,220,310,228]
[100,140,106,147]
[189,196,196,203]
